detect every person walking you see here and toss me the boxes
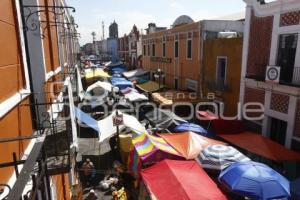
[82,158,95,186]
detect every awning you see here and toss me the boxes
[74,108,146,142]
[84,68,111,79]
[141,160,228,200]
[122,87,148,102]
[219,132,300,162]
[136,81,164,93]
[111,77,133,90]
[145,108,187,130]
[152,90,204,106]
[86,81,112,93]
[123,69,149,79]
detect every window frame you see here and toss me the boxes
[216,56,228,86]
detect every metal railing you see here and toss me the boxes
[206,80,230,92]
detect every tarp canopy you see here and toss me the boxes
[84,68,111,80]
[152,90,204,106]
[86,81,112,93]
[110,67,127,75]
[132,132,183,165]
[219,132,300,162]
[123,69,149,79]
[111,77,133,90]
[174,123,208,136]
[136,81,165,93]
[74,108,146,142]
[141,160,228,200]
[145,108,187,130]
[159,132,225,159]
[121,87,148,102]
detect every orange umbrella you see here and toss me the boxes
[159,132,225,159]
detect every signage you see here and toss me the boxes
[113,113,123,126]
[265,66,280,83]
[150,57,172,63]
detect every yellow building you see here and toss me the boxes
[203,37,243,116]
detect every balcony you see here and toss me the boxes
[246,66,300,88]
[206,80,230,92]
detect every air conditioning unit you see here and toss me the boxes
[265,66,281,83]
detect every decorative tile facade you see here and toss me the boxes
[280,11,300,27]
[270,93,289,114]
[246,11,273,79]
[244,87,265,117]
[294,99,300,137]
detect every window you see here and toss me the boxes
[143,45,146,56]
[148,44,150,56]
[175,41,179,58]
[187,39,192,59]
[163,42,166,57]
[152,43,156,56]
[216,57,227,87]
[277,33,298,84]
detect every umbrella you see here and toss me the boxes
[159,132,225,159]
[196,144,250,171]
[218,161,291,200]
[174,123,208,136]
[291,177,300,199]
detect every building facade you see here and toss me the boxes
[0,0,79,199]
[109,20,118,39]
[240,0,300,151]
[142,15,244,97]
[118,34,130,64]
[203,37,243,116]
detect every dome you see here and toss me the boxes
[173,15,194,27]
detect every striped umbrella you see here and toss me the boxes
[196,144,250,171]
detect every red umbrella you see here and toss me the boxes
[141,160,227,200]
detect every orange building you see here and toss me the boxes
[0,0,79,199]
[142,15,244,98]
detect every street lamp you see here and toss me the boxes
[154,68,165,91]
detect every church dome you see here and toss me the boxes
[173,15,194,27]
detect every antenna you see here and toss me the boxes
[102,21,105,40]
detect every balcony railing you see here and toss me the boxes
[206,80,230,92]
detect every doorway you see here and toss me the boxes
[269,117,287,145]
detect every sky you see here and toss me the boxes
[66,0,246,45]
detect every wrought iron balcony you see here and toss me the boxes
[206,80,230,92]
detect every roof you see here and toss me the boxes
[219,132,300,162]
[141,160,228,200]
[173,15,194,27]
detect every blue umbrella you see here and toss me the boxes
[174,123,209,136]
[219,161,290,200]
[291,177,300,199]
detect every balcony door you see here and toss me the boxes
[216,57,227,88]
[277,33,298,84]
